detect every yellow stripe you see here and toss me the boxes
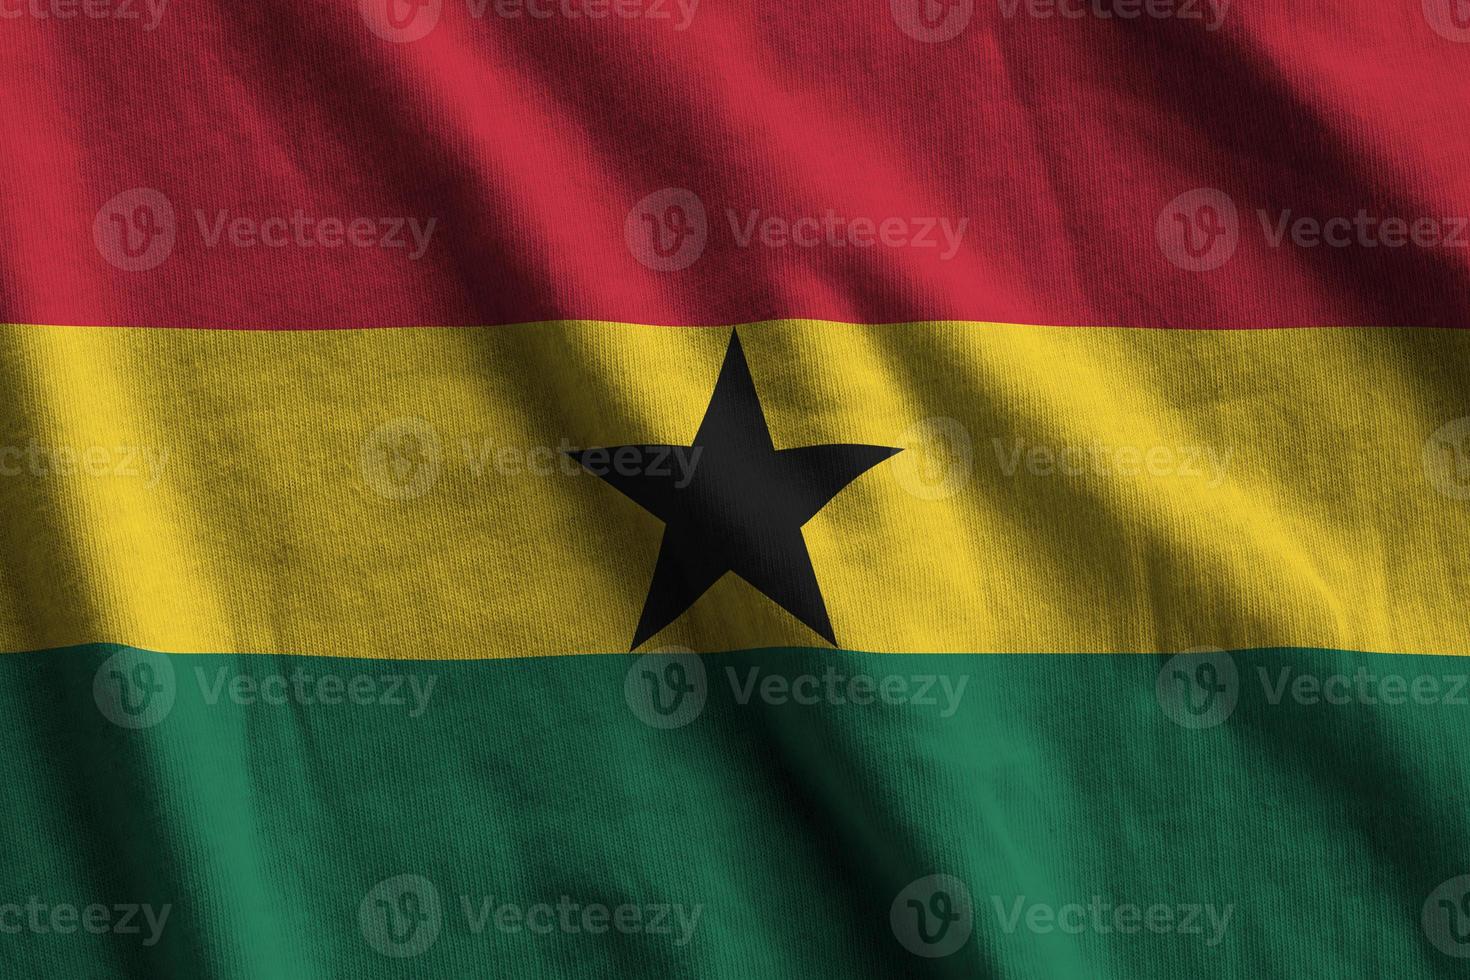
[0,320,1464,658]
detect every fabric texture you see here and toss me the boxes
[3,2,1470,978]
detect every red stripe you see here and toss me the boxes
[3,1,1469,328]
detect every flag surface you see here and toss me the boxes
[3,2,1470,977]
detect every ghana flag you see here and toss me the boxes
[4,1,1470,977]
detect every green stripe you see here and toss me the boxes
[2,645,1467,977]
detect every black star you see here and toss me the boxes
[569,332,900,650]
